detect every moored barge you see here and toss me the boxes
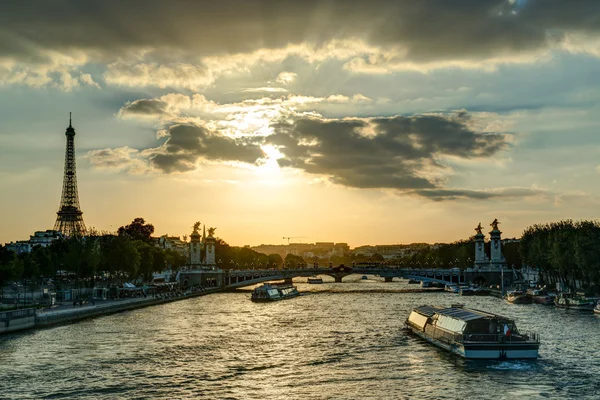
[406,305,540,359]
[555,292,595,310]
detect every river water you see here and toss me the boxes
[1,277,599,399]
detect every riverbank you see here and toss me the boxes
[1,287,222,334]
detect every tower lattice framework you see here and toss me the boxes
[54,114,86,236]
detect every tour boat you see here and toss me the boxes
[405,305,540,359]
[554,292,595,310]
[594,301,600,314]
[421,281,432,288]
[445,285,460,294]
[459,286,475,296]
[251,283,300,302]
[473,287,490,296]
[506,290,532,304]
[408,279,420,285]
[307,276,324,284]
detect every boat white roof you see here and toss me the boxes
[413,305,509,322]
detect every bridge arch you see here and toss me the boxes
[473,276,487,286]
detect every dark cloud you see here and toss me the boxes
[414,188,544,201]
[267,113,515,199]
[120,99,167,117]
[2,0,600,64]
[149,123,265,172]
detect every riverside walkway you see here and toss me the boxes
[2,287,221,333]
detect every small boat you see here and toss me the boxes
[506,290,531,304]
[529,289,555,305]
[459,286,474,296]
[361,275,368,280]
[408,279,420,285]
[421,281,432,288]
[594,301,600,314]
[473,287,490,296]
[251,283,299,302]
[405,304,540,359]
[555,292,595,310]
[307,276,323,284]
[445,285,460,294]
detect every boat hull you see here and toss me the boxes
[555,303,594,310]
[507,295,531,304]
[531,296,554,305]
[408,327,539,359]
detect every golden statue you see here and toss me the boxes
[193,221,201,233]
[490,218,500,230]
[475,223,483,235]
[208,227,216,237]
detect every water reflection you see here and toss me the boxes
[0,278,599,399]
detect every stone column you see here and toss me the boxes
[189,229,202,265]
[474,232,487,268]
[489,228,505,269]
[204,236,216,266]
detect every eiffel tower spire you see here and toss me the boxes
[54,113,86,236]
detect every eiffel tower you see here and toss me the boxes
[54,113,86,236]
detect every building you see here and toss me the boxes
[155,235,188,257]
[5,230,64,254]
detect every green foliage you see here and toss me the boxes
[164,249,187,271]
[267,253,283,267]
[135,240,155,282]
[118,217,155,243]
[520,219,600,288]
[0,246,20,285]
[284,253,305,268]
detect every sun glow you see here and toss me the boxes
[257,144,284,178]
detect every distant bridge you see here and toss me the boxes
[222,266,512,289]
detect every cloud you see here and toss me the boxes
[104,61,215,90]
[4,0,600,89]
[413,187,545,201]
[117,92,373,127]
[118,99,168,118]
[242,87,288,93]
[267,112,516,199]
[85,146,148,173]
[87,123,266,174]
[276,72,297,85]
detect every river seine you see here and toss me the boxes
[1,277,600,399]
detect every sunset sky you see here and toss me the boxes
[2,0,600,247]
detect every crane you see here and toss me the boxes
[283,236,306,245]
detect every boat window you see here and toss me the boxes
[408,311,429,331]
[435,315,467,333]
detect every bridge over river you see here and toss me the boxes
[222,266,513,289]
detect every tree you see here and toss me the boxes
[135,240,155,282]
[152,247,167,273]
[118,217,155,243]
[0,246,19,288]
[165,249,187,272]
[284,253,304,268]
[101,235,141,282]
[267,253,283,268]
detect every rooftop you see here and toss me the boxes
[414,305,508,322]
